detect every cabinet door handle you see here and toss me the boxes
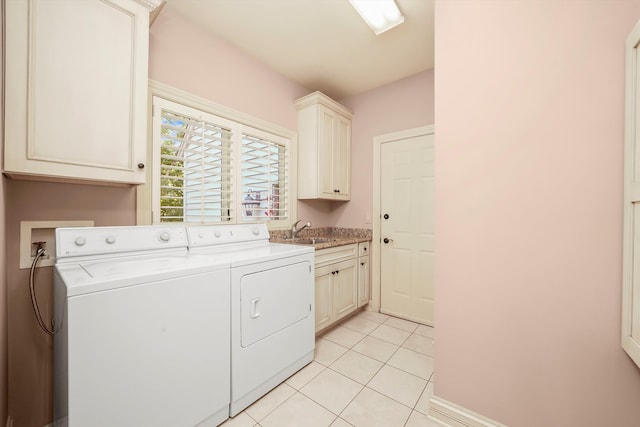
[360,262,365,266]
[336,270,339,274]
[331,271,336,275]
[383,238,393,244]
[334,189,340,193]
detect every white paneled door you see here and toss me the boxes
[622,18,640,368]
[380,130,434,325]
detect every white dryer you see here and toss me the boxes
[187,224,315,416]
[54,225,231,427]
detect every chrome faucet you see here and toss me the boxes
[291,220,311,239]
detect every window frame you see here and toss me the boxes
[137,80,297,230]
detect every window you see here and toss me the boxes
[157,104,234,222]
[240,130,289,221]
[147,92,296,228]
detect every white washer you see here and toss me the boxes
[187,224,315,416]
[54,225,231,427]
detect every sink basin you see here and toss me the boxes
[285,237,334,245]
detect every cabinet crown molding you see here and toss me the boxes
[294,91,353,119]
[134,0,166,25]
[134,0,165,11]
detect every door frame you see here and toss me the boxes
[371,125,435,313]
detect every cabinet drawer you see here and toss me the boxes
[315,244,357,267]
[358,241,370,257]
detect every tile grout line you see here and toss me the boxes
[235,312,434,427]
[327,315,430,425]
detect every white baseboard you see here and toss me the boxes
[428,395,507,427]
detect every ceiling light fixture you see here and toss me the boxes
[349,0,405,35]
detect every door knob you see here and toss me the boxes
[383,213,389,219]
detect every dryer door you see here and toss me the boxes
[240,260,312,347]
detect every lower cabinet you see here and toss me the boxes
[314,259,357,332]
[314,241,370,333]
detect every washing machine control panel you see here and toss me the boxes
[56,226,188,259]
[187,224,269,248]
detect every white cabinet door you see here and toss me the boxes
[314,265,334,332]
[314,244,360,333]
[333,259,358,322]
[358,259,370,307]
[334,115,351,200]
[358,242,370,308]
[318,107,337,198]
[4,0,151,185]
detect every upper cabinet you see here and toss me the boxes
[295,92,352,201]
[4,0,162,185]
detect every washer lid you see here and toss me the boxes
[56,252,230,297]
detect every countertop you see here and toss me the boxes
[270,227,372,250]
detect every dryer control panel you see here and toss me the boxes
[187,224,269,248]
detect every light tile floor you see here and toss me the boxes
[221,310,438,427]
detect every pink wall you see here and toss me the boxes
[151,4,335,226]
[151,4,308,131]
[335,70,434,228]
[435,1,640,425]
[5,181,136,426]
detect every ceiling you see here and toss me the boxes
[167,0,434,100]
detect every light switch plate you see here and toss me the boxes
[19,220,94,269]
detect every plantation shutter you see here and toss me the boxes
[151,96,294,226]
[240,129,289,222]
[155,98,234,223]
